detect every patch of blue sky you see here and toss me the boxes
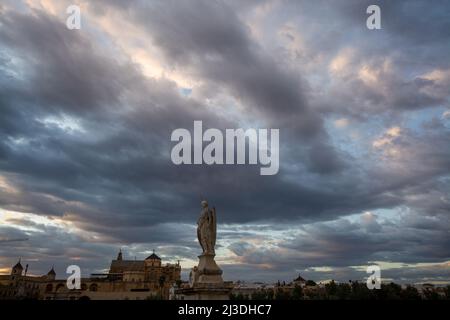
[403,106,450,132]
[323,116,370,158]
[345,207,403,225]
[0,50,27,82]
[2,0,29,13]
[179,87,192,97]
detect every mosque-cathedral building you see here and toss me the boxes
[0,250,181,300]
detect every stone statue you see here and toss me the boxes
[197,200,217,255]
[189,266,198,287]
[176,200,231,298]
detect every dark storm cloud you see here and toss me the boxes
[0,11,125,117]
[108,0,346,174]
[0,2,448,228]
[0,4,361,232]
[0,0,449,282]
[222,211,450,282]
[317,58,450,118]
[255,0,450,119]
[341,0,450,49]
[0,218,194,277]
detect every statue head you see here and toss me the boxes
[201,200,208,208]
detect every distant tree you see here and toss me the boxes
[325,280,337,299]
[234,280,445,301]
[252,291,268,300]
[291,285,303,300]
[423,288,440,300]
[275,290,291,300]
[305,280,316,286]
[445,285,450,300]
[230,293,247,300]
[267,289,274,300]
[384,282,402,300]
[336,283,351,299]
[400,286,421,300]
[350,281,374,300]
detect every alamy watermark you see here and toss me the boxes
[170,121,279,175]
[65,4,381,31]
[366,265,381,289]
[366,5,381,30]
[66,265,81,289]
[66,5,81,30]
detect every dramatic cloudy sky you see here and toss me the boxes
[0,0,449,284]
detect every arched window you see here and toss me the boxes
[56,283,65,292]
[89,283,98,292]
[45,284,53,293]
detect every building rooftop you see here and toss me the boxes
[145,253,161,261]
[294,274,306,282]
[110,260,145,273]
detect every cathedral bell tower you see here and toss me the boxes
[11,259,23,277]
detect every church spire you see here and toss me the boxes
[117,248,123,261]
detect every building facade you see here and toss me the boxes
[0,250,181,300]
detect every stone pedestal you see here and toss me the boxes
[196,254,223,284]
[176,253,232,300]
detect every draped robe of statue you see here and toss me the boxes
[182,200,229,298]
[197,201,217,255]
